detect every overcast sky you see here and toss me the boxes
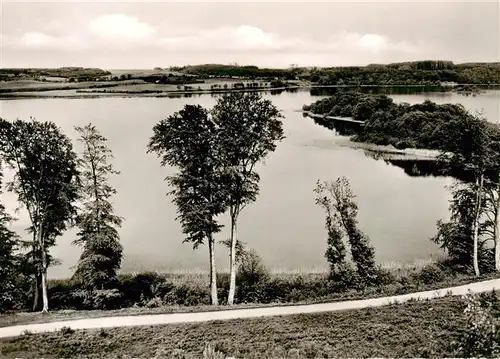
[1,0,499,69]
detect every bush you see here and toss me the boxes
[372,267,397,286]
[74,289,123,310]
[59,326,75,336]
[216,272,230,305]
[48,279,83,310]
[410,263,447,285]
[119,272,174,307]
[328,263,361,292]
[163,282,210,306]
[236,249,270,303]
[453,292,500,357]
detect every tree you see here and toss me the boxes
[488,127,500,271]
[0,118,80,312]
[0,164,21,311]
[147,105,226,305]
[211,92,284,305]
[314,182,347,278]
[433,181,493,273]
[437,113,497,276]
[314,178,377,284]
[72,124,123,290]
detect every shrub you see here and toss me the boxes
[48,279,83,310]
[119,272,173,307]
[452,292,500,357]
[59,326,75,336]
[410,263,447,285]
[372,267,397,286]
[236,249,270,303]
[203,343,225,359]
[163,282,210,306]
[216,272,230,305]
[328,263,361,292]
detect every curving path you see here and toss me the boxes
[0,278,499,339]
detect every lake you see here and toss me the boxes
[1,90,499,279]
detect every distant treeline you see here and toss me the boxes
[138,75,204,85]
[174,64,299,80]
[307,61,500,86]
[0,67,111,80]
[303,92,500,151]
[3,62,499,85]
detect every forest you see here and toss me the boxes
[306,61,500,85]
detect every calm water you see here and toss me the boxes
[0,90,498,278]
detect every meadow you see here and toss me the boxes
[2,292,498,358]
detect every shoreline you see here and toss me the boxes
[2,83,499,100]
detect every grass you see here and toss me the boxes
[0,293,487,358]
[0,79,144,92]
[0,265,498,329]
[0,78,300,99]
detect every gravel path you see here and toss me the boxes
[0,278,498,339]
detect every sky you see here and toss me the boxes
[1,0,499,69]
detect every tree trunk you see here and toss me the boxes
[227,213,238,305]
[32,273,42,312]
[495,185,500,271]
[208,236,218,305]
[41,263,49,313]
[37,223,49,313]
[472,174,484,277]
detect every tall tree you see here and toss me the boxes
[211,92,284,305]
[488,125,500,271]
[72,124,123,290]
[0,164,21,311]
[314,181,347,278]
[438,113,497,276]
[148,105,227,305]
[314,178,377,284]
[0,118,80,312]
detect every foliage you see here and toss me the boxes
[304,93,495,153]
[179,64,298,80]
[0,118,80,312]
[432,181,495,273]
[314,178,377,284]
[203,343,225,359]
[432,114,500,275]
[0,168,22,312]
[211,92,284,305]
[0,262,498,319]
[1,294,487,358]
[453,291,500,357]
[307,61,500,85]
[314,181,347,277]
[148,104,228,305]
[0,67,111,80]
[72,124,123,290]
[235,248,270,303]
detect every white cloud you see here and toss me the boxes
[156,25,293,51]
[6,31,86,51]
[21,32,54,46]
[88,14,156,41]
[4,15,422,61]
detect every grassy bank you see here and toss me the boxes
[0,78,301,99]
[1,261,499,328]
[2,293,496,358]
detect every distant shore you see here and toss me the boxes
[2,78,499,100]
